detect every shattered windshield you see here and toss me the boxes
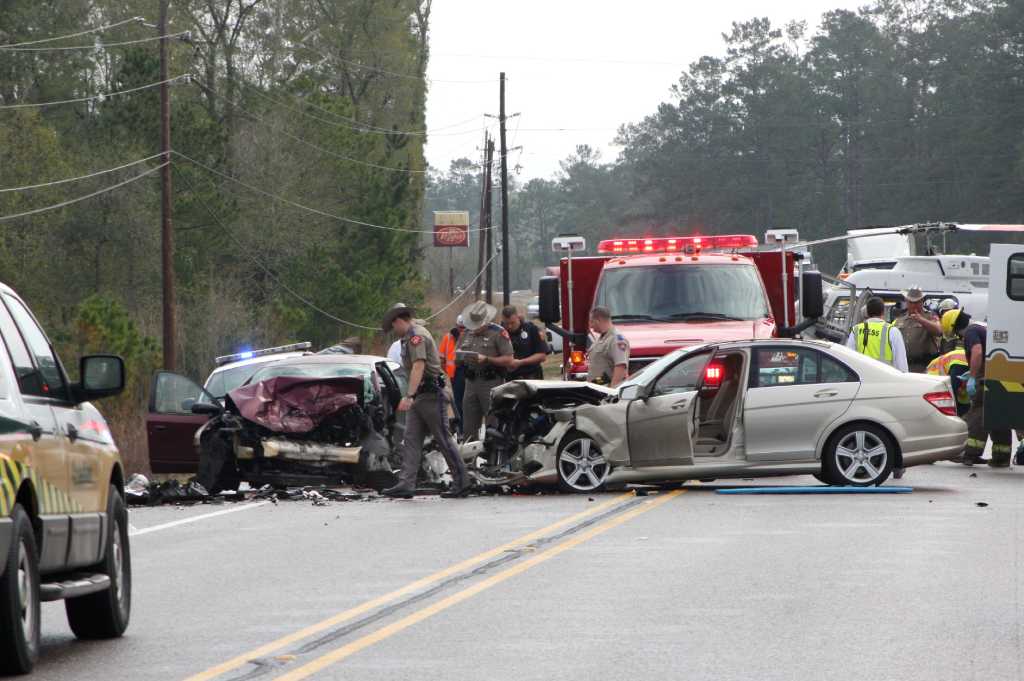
[204,364,263,400]
[594,264,770,321]
[247,363,375,402]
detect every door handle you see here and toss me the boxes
[66,423,78,442]
[814,390,839,398]
[27,421,42,441]
[152,424,168,431]
[671,399,689,410]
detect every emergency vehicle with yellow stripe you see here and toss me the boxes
[984,244,1024,432]
[0,282,129,675]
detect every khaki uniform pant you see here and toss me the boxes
[461,377,503,442]
[964,384,1013,461]
[396,392,467,490]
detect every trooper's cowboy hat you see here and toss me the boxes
[461,300,497,331]
[381,302,415,332]
[901,285,926,303]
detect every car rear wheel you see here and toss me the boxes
[66,485,131,639]
[823,424,894,487]
[556,432,610,493]
[0,504,40,675]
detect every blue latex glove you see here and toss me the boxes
[966,376,977,398]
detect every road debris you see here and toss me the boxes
[976,502,989,507]
[126,473,370,506]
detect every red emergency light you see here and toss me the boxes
[704,364,724,386]
[597,234,757,254]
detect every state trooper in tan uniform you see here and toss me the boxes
[456,301,514,441]
[586,306,630,387]
[893,285,942,373]
[380,303,470,498]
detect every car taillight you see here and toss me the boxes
[570,350,585,366]
[924,391,957,416]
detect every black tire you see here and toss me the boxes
[0,504,40,675]
[822,423,895,487]
[556,431,611,494]
[66,485,131,640]
[812,472,836,485]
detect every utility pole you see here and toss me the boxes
[499,72,510,307]
[484,138,495,305]
[474,131,489,301]
[159,0,176,371]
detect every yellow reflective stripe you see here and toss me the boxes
[993,445,1013,454]
[966,438,987,448]
[998,381,1024,393]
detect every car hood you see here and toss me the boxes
[491,380,615,403]
[227,376,363,434]
[619,320,775,356]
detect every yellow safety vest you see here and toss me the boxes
[926,348,970,405]
[853,320,893,365]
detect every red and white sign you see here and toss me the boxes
[433,211,470,248]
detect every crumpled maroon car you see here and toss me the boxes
[227,376,362,434]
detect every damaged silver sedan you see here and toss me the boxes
[462,339,967,492]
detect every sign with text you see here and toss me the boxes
[433,211,470,248]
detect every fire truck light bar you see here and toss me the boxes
[596,234,758,254]
[215,342,313,366]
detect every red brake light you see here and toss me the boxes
[570,350,585,366]
[924,391,956,416]
[597,234,757,254]
[704,364,723,386]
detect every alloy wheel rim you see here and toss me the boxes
[16,540,36,651]
[559,438,610,491]
[835,430,888,483]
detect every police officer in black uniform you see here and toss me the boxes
[501,305,549,380]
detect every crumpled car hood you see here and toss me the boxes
[227,376,363,434]
[490,379,614,404]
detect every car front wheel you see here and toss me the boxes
[0,504,40,675]
[556,432,610,493]
[823,424,895,487]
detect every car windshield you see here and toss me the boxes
[247,362,375,401]
[594,264,770,321]
[204,364,264,400]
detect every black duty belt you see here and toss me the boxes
[464,368,502,381]
[414,374,445,396]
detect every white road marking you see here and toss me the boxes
[129,501,270,537]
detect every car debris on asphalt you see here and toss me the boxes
[126,473,372,506]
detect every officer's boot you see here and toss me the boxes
[381,484,414,499]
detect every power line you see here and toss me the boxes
[0,162,165,223]
[0,75,188,110]
[0,16,143,48]
[0,153,165,193]
[173,150,496,234]
[236,80,483,137]
[296,44,492,85]
[423,252,499,322]
[0,31,189,51]
[194,83,431,174]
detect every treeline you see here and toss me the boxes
[427,0,1024,286]
[1,1,432,468]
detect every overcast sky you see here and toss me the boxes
[424,0,861,180]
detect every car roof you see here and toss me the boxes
[206,351,310,376]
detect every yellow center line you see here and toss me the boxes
[274,490,683,681]
[183,492,635,681]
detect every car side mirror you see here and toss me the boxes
[619,384,643,401]
[191,401,223,416]
[538,276,561,325]
[801,270,824,319]
[75,355,125,403]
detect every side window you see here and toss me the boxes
[0,299,48,397]
[820,354,859,383]
[1008,254,1024,301]
[752,348,820,387]
[152,372,206,414]
[3,295,66,400]
[651,351,711,397]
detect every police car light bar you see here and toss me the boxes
[215,341,312,366]
[597,234,758,254]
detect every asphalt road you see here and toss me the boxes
[24,462,1024,681]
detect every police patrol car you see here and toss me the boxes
[0,283,128,674]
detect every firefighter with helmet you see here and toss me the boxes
[942,308,1013,466]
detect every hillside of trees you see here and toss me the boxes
[426,0,1024,287]
[1,1,432,467]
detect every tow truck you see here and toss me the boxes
[538,232,823,379]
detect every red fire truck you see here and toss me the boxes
[538,233,823,379]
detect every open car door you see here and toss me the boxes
[146,371,218,473]
[984,244,1024,432]
[625,349,712,467]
